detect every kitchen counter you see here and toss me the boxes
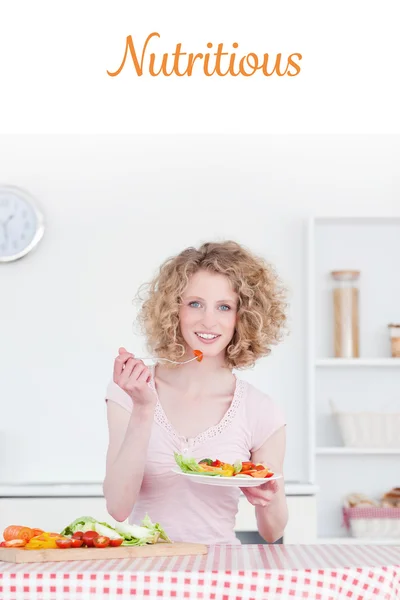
[0,481,319,497]
[1,544,399,600]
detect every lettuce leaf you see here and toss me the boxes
[141,514,172,543]
[61,514,171,546]
[174,452,202,473]
[233,460,242,474]
[114,514,172,546]
[174,453,222,476]
[60,516,97,536]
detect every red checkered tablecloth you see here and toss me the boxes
[1,544,399,600]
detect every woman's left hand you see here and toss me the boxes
[240,478,280,507]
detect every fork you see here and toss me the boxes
[134,355,201,365]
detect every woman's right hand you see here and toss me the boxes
[113,347,157,408]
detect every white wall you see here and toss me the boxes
[0,134,399,485]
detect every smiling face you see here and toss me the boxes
[179,269,238,361]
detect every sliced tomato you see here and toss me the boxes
[71,538,84,548]
[211,459,223,468]
[0,541,6,547]
[82,531,98,547]
[5,539,27,547]
[240,462,256,471]
[193,349,203,362]
[56,538,72,549]
[110,538,123,547]
[93,536,110,548]
[72,531,84,539]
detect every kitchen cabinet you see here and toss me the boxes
[307,217,400,541]
[0,483,317,544]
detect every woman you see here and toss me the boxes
[103,241,288,544]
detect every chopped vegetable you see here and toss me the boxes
[233,460,242,474]
[174,453,222,476]
[5,539,27,548]
[25,532,64,549]
[3,526,35,542]
[114,514,171,546]
[56,538,72,549]
[60,516,97,537]
[174,454,274,478]
[110,538,123,547]
[93,536,110,548]
[193,349,203,362]
[94,522,123,540]
[60,514,171,547]
[72,531,84,539]
[82,531,99,547]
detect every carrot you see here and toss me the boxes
[3,526,35,542]
[5,539,27,548]
[250,469,272,478]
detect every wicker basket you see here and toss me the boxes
[330,401,400,448]
[343,503,400,538]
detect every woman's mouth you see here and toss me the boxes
[195,332,221,344]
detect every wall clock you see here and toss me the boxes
[0,185,45,263]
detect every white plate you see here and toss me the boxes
[171,469,282,487]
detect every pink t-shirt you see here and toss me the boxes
[105,366,286,545]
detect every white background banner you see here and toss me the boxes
[0,0,399,133]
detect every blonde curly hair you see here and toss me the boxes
[136,241,288,369]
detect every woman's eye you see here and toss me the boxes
[219,305,230,311]
[189,301,201,308]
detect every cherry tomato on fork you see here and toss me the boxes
[193,350,203,362]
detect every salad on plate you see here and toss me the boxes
[174,453,275,479]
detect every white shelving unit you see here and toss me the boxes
[306,216,400,543]
[316,447,400,455]
[316,358,400,367]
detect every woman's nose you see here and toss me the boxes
[201,308,218,330]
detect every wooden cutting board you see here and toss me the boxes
[0,542,207,563]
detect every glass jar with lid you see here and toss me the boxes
[331,270,360,358]
[388,324,400,358]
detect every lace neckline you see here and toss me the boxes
[148,364,246,447]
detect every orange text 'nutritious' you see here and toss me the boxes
[107,33,302,78]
